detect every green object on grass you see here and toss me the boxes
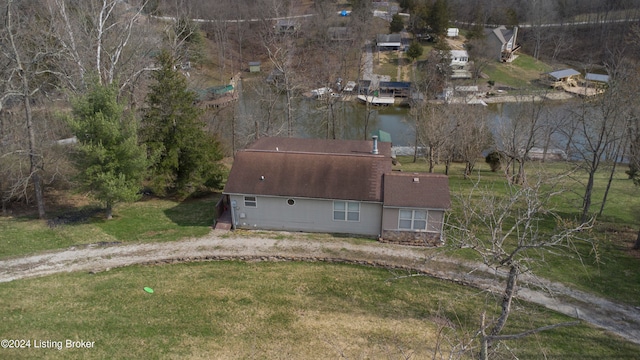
[144,287,154,294]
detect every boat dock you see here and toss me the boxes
[357,95,395,106]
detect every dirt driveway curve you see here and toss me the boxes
[1,231,639,346]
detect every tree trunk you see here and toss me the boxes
[491,265,518,337]
[582,170,596,223]
[428,147,434,173]
[599,141,624,217]
[106,202,113,220]
[24,95,45,219]
[7,2,45,219]
[633,229,640,250]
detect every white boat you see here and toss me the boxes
[357,95,395,105]
[311,87,332,97]
[343,81,356,92]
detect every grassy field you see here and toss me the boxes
[396,157,640,306]
[1,261,638,359]
[2,158,639,308]
[0,195,219,259]
[483,54,554,89]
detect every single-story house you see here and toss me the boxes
[379,81,411,98]
[222,137,451,246]
[487,26,520,62]
[377,33,402,50]
[541,68,581,88]
[450,50,469,68]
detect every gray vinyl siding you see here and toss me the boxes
[228,194,382,236]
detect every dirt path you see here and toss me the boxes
[1,231,639,346]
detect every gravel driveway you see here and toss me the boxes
[1,230,639,345]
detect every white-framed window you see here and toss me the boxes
[244,196,257,207]
[399,209,427,230]
[398,209,444,232]
[333,201,360,222]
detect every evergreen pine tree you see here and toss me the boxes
[389,14,405,33]
[141,50,223,198]
[428,0,449,38]
[406,41,424,62]
[67,83,147,219]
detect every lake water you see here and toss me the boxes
[225,78,582,155]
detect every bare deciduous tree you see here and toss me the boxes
[47,0,157,96]
[449,175,593,360]
[0,0,62,218]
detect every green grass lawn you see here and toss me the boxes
[0,195,219,259]
[396,156,640,306]
[483,54,554,89]
[1,261,637,359]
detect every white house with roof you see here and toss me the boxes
[450,50,469,67]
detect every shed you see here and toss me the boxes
[447,28,459,37]
[248,61,261,73]
[373,129,392,143]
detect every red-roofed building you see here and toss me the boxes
[222,137,451,246]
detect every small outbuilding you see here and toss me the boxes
[447,28,459,37]
[275,19,297,35]
[248,61,261,73]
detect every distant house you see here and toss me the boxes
[275,19,297,35]
[450,50,469,68]
[541,69,581,88]
[222,137,451,246]
[379,81,411,98]
[449,50,472,79]
[376,33,402,51]
[248,61,261,73]
[487,26,520,62]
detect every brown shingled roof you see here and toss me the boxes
[383,172,451,209]
[224,150,391,202]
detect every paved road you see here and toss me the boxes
[1,232,639,346]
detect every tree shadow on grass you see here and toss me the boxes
[163,193,220,227]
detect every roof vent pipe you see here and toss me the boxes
[372,135,379,155]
